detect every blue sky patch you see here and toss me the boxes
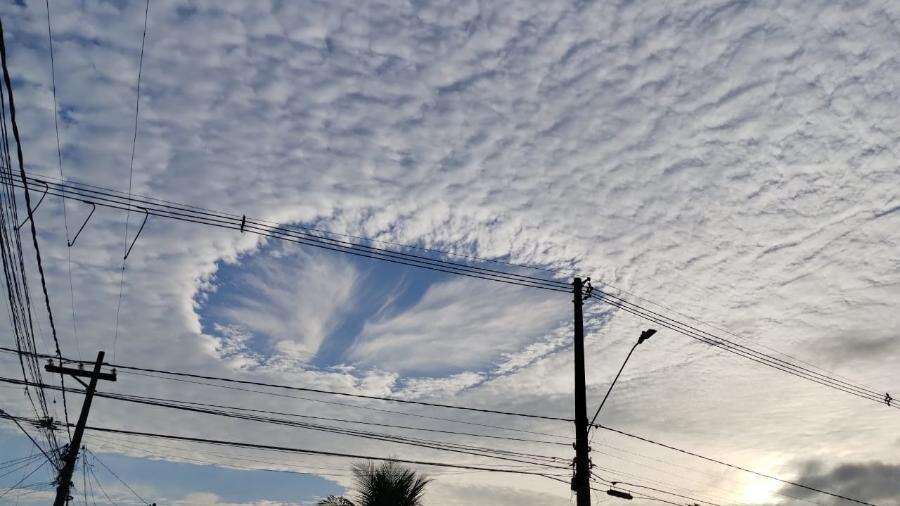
[195,235,454,371]
[0,430,345,504]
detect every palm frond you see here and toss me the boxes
[352,460,431,506]
[317,495,355,506]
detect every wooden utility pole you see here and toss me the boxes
[572,277,591,506]
[46,351,116,506]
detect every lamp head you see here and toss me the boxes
[638,328,657,344]
[607,489,633,500]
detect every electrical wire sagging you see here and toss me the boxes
[0,171,895,414]
[0,15,64,467]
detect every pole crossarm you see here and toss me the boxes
[45,361,117,382]
[51,351,115,506]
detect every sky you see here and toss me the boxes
[0,0,899,504]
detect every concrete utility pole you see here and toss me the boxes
[572,277,591,506]
[47,351,116,506]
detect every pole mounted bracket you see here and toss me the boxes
[581,277,593,301]
[36,416,56,431]
[16,179,49,230]
[124,207,150,260]
[67,201,96,247]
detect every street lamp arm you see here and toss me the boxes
[588,341,639,430]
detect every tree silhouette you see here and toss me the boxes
[317,496,354,506]
[317,461,430,506]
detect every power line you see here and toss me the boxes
[593,280,884,395]
[0,457,49,500]
[593,423,876,506]
[108,395,568,469]
[62,380,569,446]
[139,396,570,446]
[0,347,571,422]
[0,159,557,281]
[84,438,559,484]
[1,171,893,414]
[0,172,571,293]
[590,479,685,506]
[108,363,571,422]
[1,346,572,441]
[0,15,66,408]
[2,332,892,502]
[591,461,734,506]
[81,424,569,481]
[0,407,56,466]
[593,289,885,401]
[0,455,43,481]
[85,455,115,506]
[43,0,77,445]
[88,431,543,479]
[592,472,719,506]
[78,392,570,468]
[589,291,879,399]
[589,446,775,506]
[43,0,81,361]
[0,454,42,471]
[81,448,91,506]
[84,448,150,505]
[4,179,888,417]
[85,433,364,477]
[0,376,570,470]
[85,435,573,487]
[589,293,895,411]
[0,119,888,499]
[114,0,152,363]
[120,367,571,440]
[0,18,63,465]
[605,478,721,506]
[3,396,875,506]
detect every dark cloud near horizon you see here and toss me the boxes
[783,460,900,504]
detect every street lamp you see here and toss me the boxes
[606,489,633,500]
[637,328,656,344]
[588,329,657,429]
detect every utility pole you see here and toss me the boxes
[572,277,591,506]
[46,351,116,506]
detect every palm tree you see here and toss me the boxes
[317,461,430,506]
[317,496,354,506]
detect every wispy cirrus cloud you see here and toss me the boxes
[349,277,565,375]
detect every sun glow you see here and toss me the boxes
[740,476,782,504]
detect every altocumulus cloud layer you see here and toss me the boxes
[0,0,898,504]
